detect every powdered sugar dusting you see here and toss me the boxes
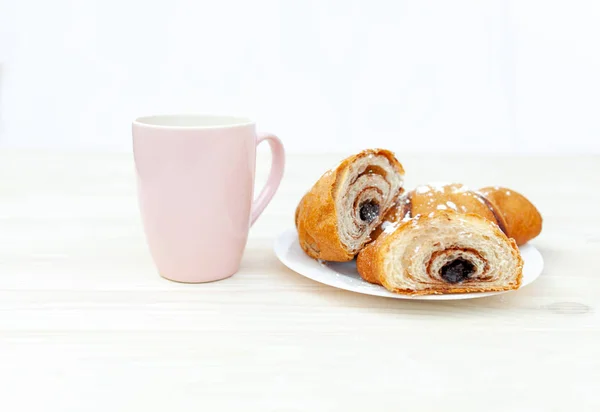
[383,220,401,233]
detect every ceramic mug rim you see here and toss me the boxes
[133,113,255,130]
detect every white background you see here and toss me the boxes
[0,0,598,153]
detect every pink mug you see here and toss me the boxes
[132,114,285,283]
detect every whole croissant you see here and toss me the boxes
[376,183,542,245]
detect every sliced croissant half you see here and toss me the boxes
[357,211,523,295]
[295,149,405,261]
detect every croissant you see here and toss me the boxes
[357,211,524,295]
[375,183,542,245]
[295,149,405,261]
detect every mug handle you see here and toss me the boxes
[250,133,285,226]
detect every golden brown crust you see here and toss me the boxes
[357,215,409,288]
[354,231,383,285]
[374,183,541,245]
[295,149,404,262]
[410,183,498,222]
[382,283,520,296]
[295,166,350,261]
[357,212,523,296]
[477,186,542,246]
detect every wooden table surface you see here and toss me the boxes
[0,150,599,411]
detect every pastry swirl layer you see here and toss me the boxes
[295,149,405,261]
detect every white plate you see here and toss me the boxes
[274,229,543,300]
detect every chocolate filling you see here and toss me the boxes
[359,201,380,223]
[440,258,475,284]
